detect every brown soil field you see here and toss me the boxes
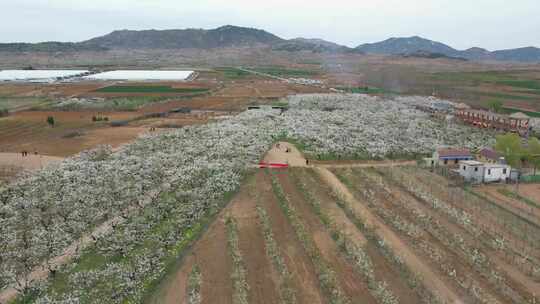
[476,184,540,226]
[0,82,111,98]
[1,76,324,159]
[150,145,540,304]
[275,171,378,303]
[516,184,540,204]
[151,171,327,304]
[139,79,327,113]
[384,167,540,296]
[358,167,536,300]
[0,111,143,156]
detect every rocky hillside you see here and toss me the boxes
[356,36,460,57]
[80,25,284,49]
[1,25,538,62]
[356,36,540,62]
[273,38,358,53]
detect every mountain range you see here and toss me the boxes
[354,36,540,62]
[1,25,539,62]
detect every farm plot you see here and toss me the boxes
[0,111,141,156]
[1,94,503,303]
[162,162,534,304]
[95,85,209,94]
[376,168,540,301]
[330,167,540,304]
[154,167,445,304]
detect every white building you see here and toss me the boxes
[458,160,511,183]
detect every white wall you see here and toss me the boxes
[459,164,510,183]
[483,166,510,183]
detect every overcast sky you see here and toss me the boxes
[2,0,539,50]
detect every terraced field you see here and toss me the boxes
[151,162,540,304]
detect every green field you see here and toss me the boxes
[336,86,394,94]
[252,66,318,77]
[500,107,540,117]
[0,97,52,111]
[215,67,251,79]
[95,85,209,94]
[497,80,540,91]
[54,96,172,111]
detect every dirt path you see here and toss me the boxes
[229,178,281,304]
[263,142,307,167]
[196,217,234,304]
[314,167,465,304]
[262,142,417,169]
[258,171,326,303]
[0,152,62,171]
[317,160,417,168]
[276,171,377,303]
[294,168,367,246]
[153,215,233,304]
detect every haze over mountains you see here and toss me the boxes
[1,25,539,62]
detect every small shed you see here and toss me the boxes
[431,148,473,166]
[458,160,511,183]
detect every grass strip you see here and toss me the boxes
[226,216,250,304]
[187,265,202,304]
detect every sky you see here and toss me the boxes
[1,0,539,51]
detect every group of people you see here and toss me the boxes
[276,143,290,153]
[274,143,310,166]
[21,150,38,157]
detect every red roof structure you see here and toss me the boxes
[480,148,499,161]
[437,148,472,160]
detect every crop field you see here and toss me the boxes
[150,163,540,304]
[94,85,210,94]
[393,69,540,112]
[251,66,319,78]
[0,111,141,156]
[0,97,51,111]
[1,94,538,304]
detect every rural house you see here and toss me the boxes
[478,148,503,164]
[429,147,473,166]
[458,160,511,183]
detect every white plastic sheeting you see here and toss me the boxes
[84,70,194,81]
[0,70,89,81]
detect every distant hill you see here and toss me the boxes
[0,42,107,52]
[402,50,467,61]
[80,25,284,49]
[273,38,359,53]
[356,36,460,57]
[356,36,540,62]
[0,25,539,62]
[492,47,540,62]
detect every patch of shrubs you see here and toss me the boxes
[92,115,109,122]
[110,120,129,127]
